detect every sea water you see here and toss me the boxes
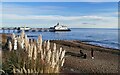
[0,28,119,49]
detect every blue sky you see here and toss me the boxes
[1,0,120,2]
[1,2,118,28]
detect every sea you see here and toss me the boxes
[0,28,119,49]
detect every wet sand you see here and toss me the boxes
[51,40,120,73]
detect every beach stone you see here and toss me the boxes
[70,68,74,71]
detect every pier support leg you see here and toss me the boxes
[3,29,5,33]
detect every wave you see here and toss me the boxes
[81,39,120,49]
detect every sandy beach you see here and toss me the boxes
[51,40,119,73]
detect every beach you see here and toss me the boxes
[1,33,120,74]
[51,40,119,73]
[1,2,119,74]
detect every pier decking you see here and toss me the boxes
[0,27,50,33]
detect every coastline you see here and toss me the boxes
[1,33,120,73]
[51,40,120,54]
[50,40,119,73]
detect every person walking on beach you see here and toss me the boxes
[91,49,94,59]
[79,50,87,59]
[80,50,84,56]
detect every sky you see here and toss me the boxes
[1,0,120,2]
[1,2,118,28]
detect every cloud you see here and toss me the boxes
[2,14,118,28]
[3,14,104,21]
[2,3,67,16]
[1,2,118,28]
[2,2,118,18]
[82,22,96,25]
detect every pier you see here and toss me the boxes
[0,27,50,33]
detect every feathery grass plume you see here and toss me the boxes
[5,30,66,74]
[54,65,59,73]
[2,34,7,46]
[30,69,33,73]
[38,35,42,44]
[8,41,12,51]
[16,69,21,73]
[14,38,17,50]
[60,50,66,61]
[13,68,16,73]
[46,40,50,50]
[34,68,37,73]
[28,44,33,60]
[43,41,46,50]
[53,43,56,53]
[45,49,51,63]
[51,52,56,69]
[20,30,25,39]
[37,35,42,53]
[20,68,23,73]
[23,67,27,73]
[43,41,47,58]
[25,41,28,51]
[40,48,44,61]
[29,44,34,59]
[25,34,27,39]
[43,49,46,59]
[33,39,37,45]
[0,70,5,74]
[28,44,31,57]
[21,40,24,49]
[33,45,37,60]
[27,69,31,73]
[43,65,49,73]
[24,35,29,51]
[59,47,62,57]
[55,50,59,63]
[61,58,65,67]
[38,43,42,53]
[11,33,15,39]
[17,36,22,49]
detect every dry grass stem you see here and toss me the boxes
[3,30,66,74]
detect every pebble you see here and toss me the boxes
[70,68,74,71]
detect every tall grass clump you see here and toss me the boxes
[2,30,66,74]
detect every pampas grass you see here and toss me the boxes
[8,41,12,51]
[2,30,66,74]
[33,45,37,60]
